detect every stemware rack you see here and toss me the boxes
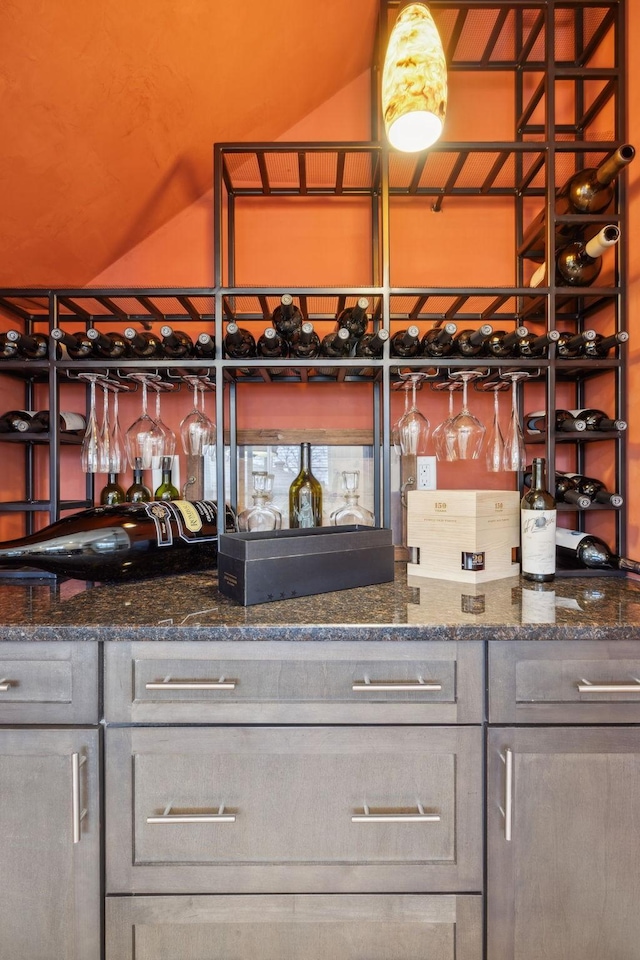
[0,0,629,573]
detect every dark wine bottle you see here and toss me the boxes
[320,326,352,359]
[289,321,321,359]
[529,225,620,288]
[123,327,163,358]
[0,334,19,359]
[524,467,591,509]
[336,297,369,340]
[565,408,627,432]
[521,144,635,257]
[582,330,629,359]
[126,458,151,503]
[271,294,303,342]
[556,527,640,574]
[421,322,457,358]
[29,411,87,434]
[86,328,129,359]
[5,329,48,359]
[154,456,180,501]
[562,472,623,507]
[555,329,597,359]
[223,322,257,359]
[256,327,288,359]
[194,332,216,358]
[516,329,560,358]
[485,325,529,359]
[453,323,493,357]
[160,325,194,359]
[51,328,94,359]
[0,500,229,581]
[524,409,584,434]
[0,410,34,433]
[390,325,421,359]
[100,473,126,506]
[289,442,323,528]
[355,328,390,359]
[520,456,556,582]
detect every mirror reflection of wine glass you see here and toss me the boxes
[502,371,529,472]
[432,382,459,462]
[125,374,164,470]
[179,378,216,457]
[396,372,430,456]
[448,370,486,460]
[485,383,506,473]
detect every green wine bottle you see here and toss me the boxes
[154,456,180,501]
[520,456,556,582]
[100,473,126,506]
[289,442,323,528]
[126,457,151,503]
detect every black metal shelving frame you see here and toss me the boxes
[0,0,628,571]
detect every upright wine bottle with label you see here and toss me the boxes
[289,442,323,528]
[520,456,556,582]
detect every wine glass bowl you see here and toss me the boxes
[431,382,460,462]
[124,373,165,470]
[79,374,102,474]
[484,382,507,472]
[501,370,530,472]
[447,370,486,460]
[394,372,431,456]
[179,377,216,457]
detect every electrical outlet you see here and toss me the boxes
[416,456,437,490]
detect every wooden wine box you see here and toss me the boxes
[406,489,520,584]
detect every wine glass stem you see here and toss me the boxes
[462,377,469,413]
[141,381,148,417]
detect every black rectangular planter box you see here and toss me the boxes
[217,526,394,605]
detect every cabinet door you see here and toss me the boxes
[106,894,482,960]
[106,725,482,894]
[0,728,101,960]
[487,727,640,960]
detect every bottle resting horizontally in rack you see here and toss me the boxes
[289,442,323,528]
[453,323,493,357]
[336,298,369,340]
[556,528,640,575]
[390,325,421,358]
[51,328,94,359]
[421,322,457,358]
[4,330,48,359]
[560,472,623,507]
[271,294,303,342]
[223,322,257,359]
[123,327,163,359]
[0,500,233,581]
[289,322,321,359]
[520,456,556,582]
[529,225,620,288]
[160,325,194,359]
[86,328,130,359]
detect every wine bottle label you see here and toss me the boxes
[60,412,86,431]
[461,551,485,571]
[521,509,557,576]
[173,499,204,533]
[143,500,218,546]
[555,527,588,550]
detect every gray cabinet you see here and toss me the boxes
[487,726,640,960]
[0,727,101,960]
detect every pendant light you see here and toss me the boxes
[382,2,447,153]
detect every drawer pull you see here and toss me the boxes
[145,676,237,691]
[352,677,442,693]
[0,678,11,692]
[351,802,440,823]
[71,753,87,844]
[147,803,236,824]
[500,748,513,842]
[577,678,640,694]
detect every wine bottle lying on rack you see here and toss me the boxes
[485,326,529,359]
[160,325,194,359]
[86,328,130,359]
[5,330,48,359]
[421,322,457,358]
[560,472,623,507]
[453,323,493,357]
[0,410,34,433]
[289,322,321,359]
[390,325,421,358]
[224,322,257,359]
[582,330,629,359]
[517,329,560,358]
[51,328,94,359]
[0,500,235,581]
[556,528,640,575]
[256,327,288,359]
[555,329,597,359]
[355,328,390,359]
[529,225,620,288]
[0,334,19,359]
[525,408,626,433]
[0,410,86,434]
[124,327,163,359]
[194,332,215,358]
[523,467,591,509]
[271,294,303,342]
[321,326,352,359]
[336,298,369,340]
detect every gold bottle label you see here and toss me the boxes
[173,500,203,533]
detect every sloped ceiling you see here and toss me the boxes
[0,0,379,287]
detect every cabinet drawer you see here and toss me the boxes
[104,640,484,723]
[0,642,99,723]
[490,640,640,723]
[106,894,482,960]
[106,725,483,894]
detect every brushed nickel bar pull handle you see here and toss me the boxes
[147,803,236,824]
[0,679,11,692]
[352,678,442,692]
[502,748,513,842]
[578,678,640,694]
[72,753,87,844]
[351,802,440,823]
[145,677,236,691]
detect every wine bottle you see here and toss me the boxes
[564,408,627,432]
[271,294,303,342]
[100,473,126,506]
[51,328,94,360]
[525,409,585,434]
[29,411,87,434]
[520,456,556,582]
[521,144,635,256]
[123,327,163,358]
[0,410,34,433]
[453,323,493,357]
[126,458,151,503]
[524,468,591,509]
[5,330,48,359]
[561,472,623,507]
[289,321,321,359]
[582,330,629,359]
[0,334,19,359]
[256,327,288,359]
[529,225,620,288]
[421,322,457,358]
[516,329,560,358]
[556,527,640,574]
[160,325,194,359]
[320,326,352,359]
[289,442,323,528]
[485,325,530,359]
[86,328,129,359]
[355,328,390,359]
[194,332,216,358]
[390,325,421,359]
[0,499,229,581]
[555,329,597,359]
[223,322,256,359]
[154,456,180,501]
[336,297,369,340]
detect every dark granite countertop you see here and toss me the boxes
[2,565,640,641]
